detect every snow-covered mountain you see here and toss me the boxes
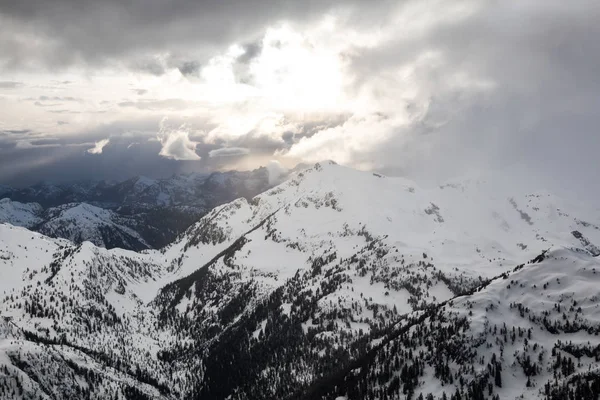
[0,199,168,251]
[0,168,274,250]
[1,168,271,209]
[37,203,151,251]
[0,161,599,400]
[0,198,43,228]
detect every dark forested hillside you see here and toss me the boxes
[0,168,273,251]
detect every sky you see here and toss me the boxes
[0,0,598,203]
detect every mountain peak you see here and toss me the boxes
[135,175,157,187]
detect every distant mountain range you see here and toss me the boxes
[0,168,275,250]
[0,161,599,399]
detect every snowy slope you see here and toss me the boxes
[0,198,43,228]
[0,162,598,399]
[0,168,275,251]
[0,198,197,251]
[146,161,600,398]
[161,161,600,295]
[37,203,151,251]
[0,224,170,399]
[307,249,600,400]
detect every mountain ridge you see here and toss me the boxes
[0,168,275,250]
[0,168,272,208]
[0,162,599,399]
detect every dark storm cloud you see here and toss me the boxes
[129,54,203,77]
[0,141,180,187]
[238,42,262,64]
[232,42,263,83]
[176,61,201,77]
[0,118,183,186]
[1,0,599,204]
[130,58,166,76]
[0,0,390,72]
[30,138,68,146]
[0,127,258,186]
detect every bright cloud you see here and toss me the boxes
[265,160,288,185]
[209,147,251,157]
[157,119,201,161]
[87,138,110,154]
[1,0,599,201]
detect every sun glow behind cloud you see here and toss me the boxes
[0,3,498,176]
[249,24,347,112]
[2,0,599,201]
[0,2,499,160]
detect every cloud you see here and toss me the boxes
[87,138,110,154]
[47,109,80,114]
[204,112,300,146]
[118,99,191,111]
[0,0,390,72]
[269,0,600,201]
[15,140,62,149]
[0,81,23,89]
[34,101,62,107]
[0,129,31,135]
[14,140,35,149]
[177,60,201,77]
[0,119,208,186]
[209,147,250,157]
[265,160,288,185]
[130,57,166,76]
[38,95,79,101]
[282,113,397,170]
[157,120,200,161]
[0,0,599,203]
[232,42,263,83]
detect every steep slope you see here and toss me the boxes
[0,224,170,399]
[0,168,275,250]
[0,162,598,400]
[158,161,600,302]
[148,161,600,399]
[37,203,151,251]
[0,199,43,228]
[0,199,198,251]
[299,249,600,400]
